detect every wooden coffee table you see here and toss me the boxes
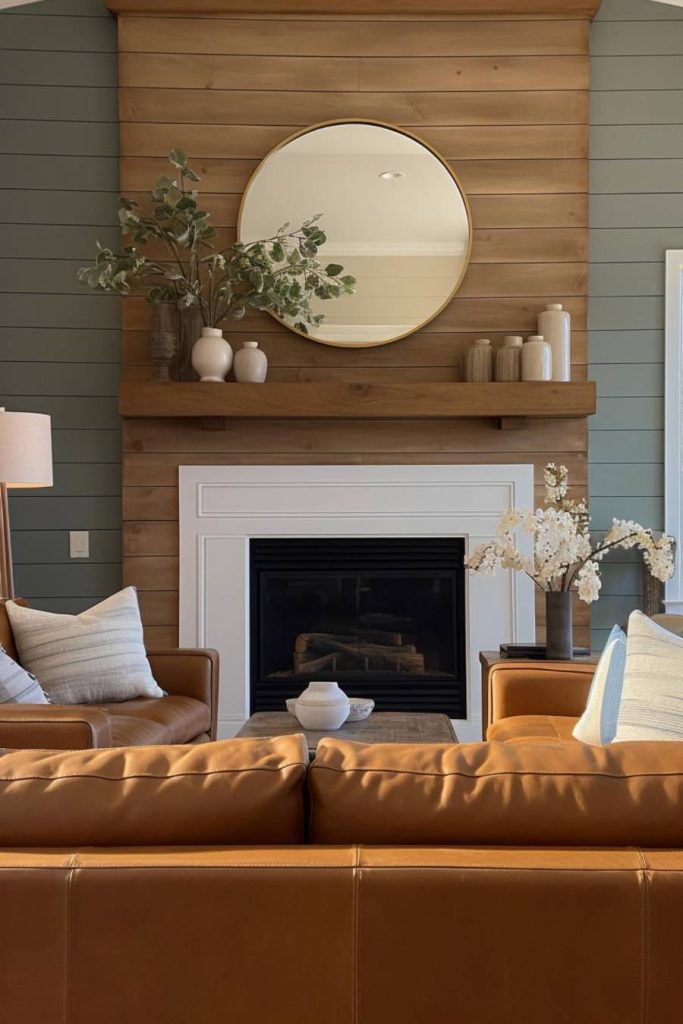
[236,711,457,756]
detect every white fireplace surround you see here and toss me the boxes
[179,464,535,742]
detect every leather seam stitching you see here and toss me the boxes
[635,848,650,1024]
[0,762,307,784]
[353,845,360,1024]
[310,765,683,781]
[0,863,651,872]
[64,855,77,1024]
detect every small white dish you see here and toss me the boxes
[346,698,375,723]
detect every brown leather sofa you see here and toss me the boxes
[0,601,218,748]
[485,658,594,741]
[3,733,683,1023]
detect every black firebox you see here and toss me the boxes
[249,537,466,717]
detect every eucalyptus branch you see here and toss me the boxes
[78,150,356,332]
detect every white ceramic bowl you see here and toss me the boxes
[294,700,350,731]
[345,698,375,722]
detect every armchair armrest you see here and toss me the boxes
[146,649,219,740]
[488,660,595,729]
[0,705,112,750]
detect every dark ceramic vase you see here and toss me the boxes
[545,590,573,660]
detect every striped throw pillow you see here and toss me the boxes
[613,611,683,742]
[0,647,49,705]
[6,588,163,705]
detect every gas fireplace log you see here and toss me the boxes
[297,634,417,657]
[295,636,424,674]
[293,651,338,674]
[305,627,404,647]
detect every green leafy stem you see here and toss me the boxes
[77,148,356,334]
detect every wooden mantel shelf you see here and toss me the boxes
[119,381,596,427]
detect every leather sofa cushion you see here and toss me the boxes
[310,737,683,846]
[0,736,308,846]
[97,695,211,746]
[487,715,578,742]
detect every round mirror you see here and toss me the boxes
[238,120,471,348]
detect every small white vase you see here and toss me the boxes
[191,327,233,382]
[521,335,552,381]
[295,681,350,731]
[537,303,571,382]
[234,341,268,383]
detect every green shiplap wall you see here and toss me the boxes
[0,0,120,611]
[589,0,683,649]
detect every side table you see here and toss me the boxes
[479,650,598,740]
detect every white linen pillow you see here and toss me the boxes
[6,588,163,705]
[0,647,49,705]
[572,624,626,745]
[613,610,683,742]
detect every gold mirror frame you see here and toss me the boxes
[237,119,473,349]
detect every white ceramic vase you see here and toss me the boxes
[537,303,570,382]
[234,341,268,383]
[521,335,552,381]
[295,681,350,731]
[191,327,233,382]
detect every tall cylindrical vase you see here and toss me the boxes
[545,590,573,660]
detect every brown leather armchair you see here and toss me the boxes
[485,658,594,742]
[0,601,218,749]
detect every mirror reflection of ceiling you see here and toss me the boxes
[238,122,471,348]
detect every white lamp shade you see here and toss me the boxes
[0,410,53,488]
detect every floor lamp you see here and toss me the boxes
[0,409,53,599]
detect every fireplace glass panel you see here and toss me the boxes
[250,538,466,716]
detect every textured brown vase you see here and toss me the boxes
[149,302,177,381]
[176,306,203,381]
[545,590,573,660]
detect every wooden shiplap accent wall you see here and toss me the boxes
[0,0,121,611]
[589,0,683,647]
[117,9,592,647]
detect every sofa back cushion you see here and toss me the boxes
[309,737,683,846]
[0,736,308,846]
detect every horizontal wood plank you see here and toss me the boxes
[128,190,588,229]
[118,17,589,57]
[123,449,587,487]
[119,87,589,126]
[122,295,588,333]
[121,155,587,194]
[122,417,588,455]
[123,520,178,555]
[118,53,588,92]
[120,122,587,160]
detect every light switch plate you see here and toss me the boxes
[69,531,89,559]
